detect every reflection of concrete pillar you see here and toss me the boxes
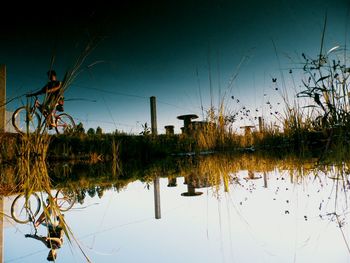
[0,196,4,263]
[0,65,6,133]
[181,179,203,196]
[181,183,203,196]
[153,177,161,219]
[245,171,262,180]
[150,96,157,135]
[167,177,177,187]
[187,184,195,194]
[263,172,268,188]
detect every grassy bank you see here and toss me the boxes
[0,125,348,163]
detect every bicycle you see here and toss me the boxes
[10,190,77,225]
[11,95,76,135]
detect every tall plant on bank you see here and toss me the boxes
[37,39,100,135]
[19,38,101,160]
[297,17,350,130]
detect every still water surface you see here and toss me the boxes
[3,154,350,262]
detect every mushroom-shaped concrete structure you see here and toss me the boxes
[181,174,203,196]
[181,183,203,196]
[244,170,262,180]
[177,114,199,134]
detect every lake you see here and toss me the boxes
[2,153,350,262]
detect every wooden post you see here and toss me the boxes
[150,96,157,135]
[0,65,6,133]
[153,177,161,219]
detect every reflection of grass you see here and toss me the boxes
[19,133,50,160]
[9,156,94,261]
[0,152,334,198]
[2,151,349,201]
[3,150,350,256]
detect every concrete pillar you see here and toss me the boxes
[153,177,161,219]
[258,117,263,133]
[0,65,6,133]
[150,96,157,135]
[183,118,191,131]
[164,125,174,135]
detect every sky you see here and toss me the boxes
[1,0,349,134]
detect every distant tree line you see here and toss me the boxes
[74,122,126,136]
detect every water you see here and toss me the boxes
[3,154,350,262]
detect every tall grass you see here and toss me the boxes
[5,39,101,262]
[0,133,17,162]
[298,49,350,128]
[281,16,350,155]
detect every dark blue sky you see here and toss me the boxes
[1,0,349,133]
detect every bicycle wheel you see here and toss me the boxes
[55,190,76,211]
[11,193,41,224]
[55,113,75,134]
[12,106,41,134]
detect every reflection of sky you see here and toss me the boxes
[1,0,349,133]
[4,170,350,262]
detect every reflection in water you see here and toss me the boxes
[181,173,204,196]
[167,177,177,187]
[263,172,268,188]
[1,158,89,262]
[245,170,262,180]
[25,214,64,261]
[10,188,80,262]
[0,196,3,263]
[153,177,161,219]
[16,190,76,261]
[2,153,350,262]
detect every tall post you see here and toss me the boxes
[150,96,157,135]
[0,65,6,133]
[153,176,161,219]
[0,196,4,263]
[258,117,263,133]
